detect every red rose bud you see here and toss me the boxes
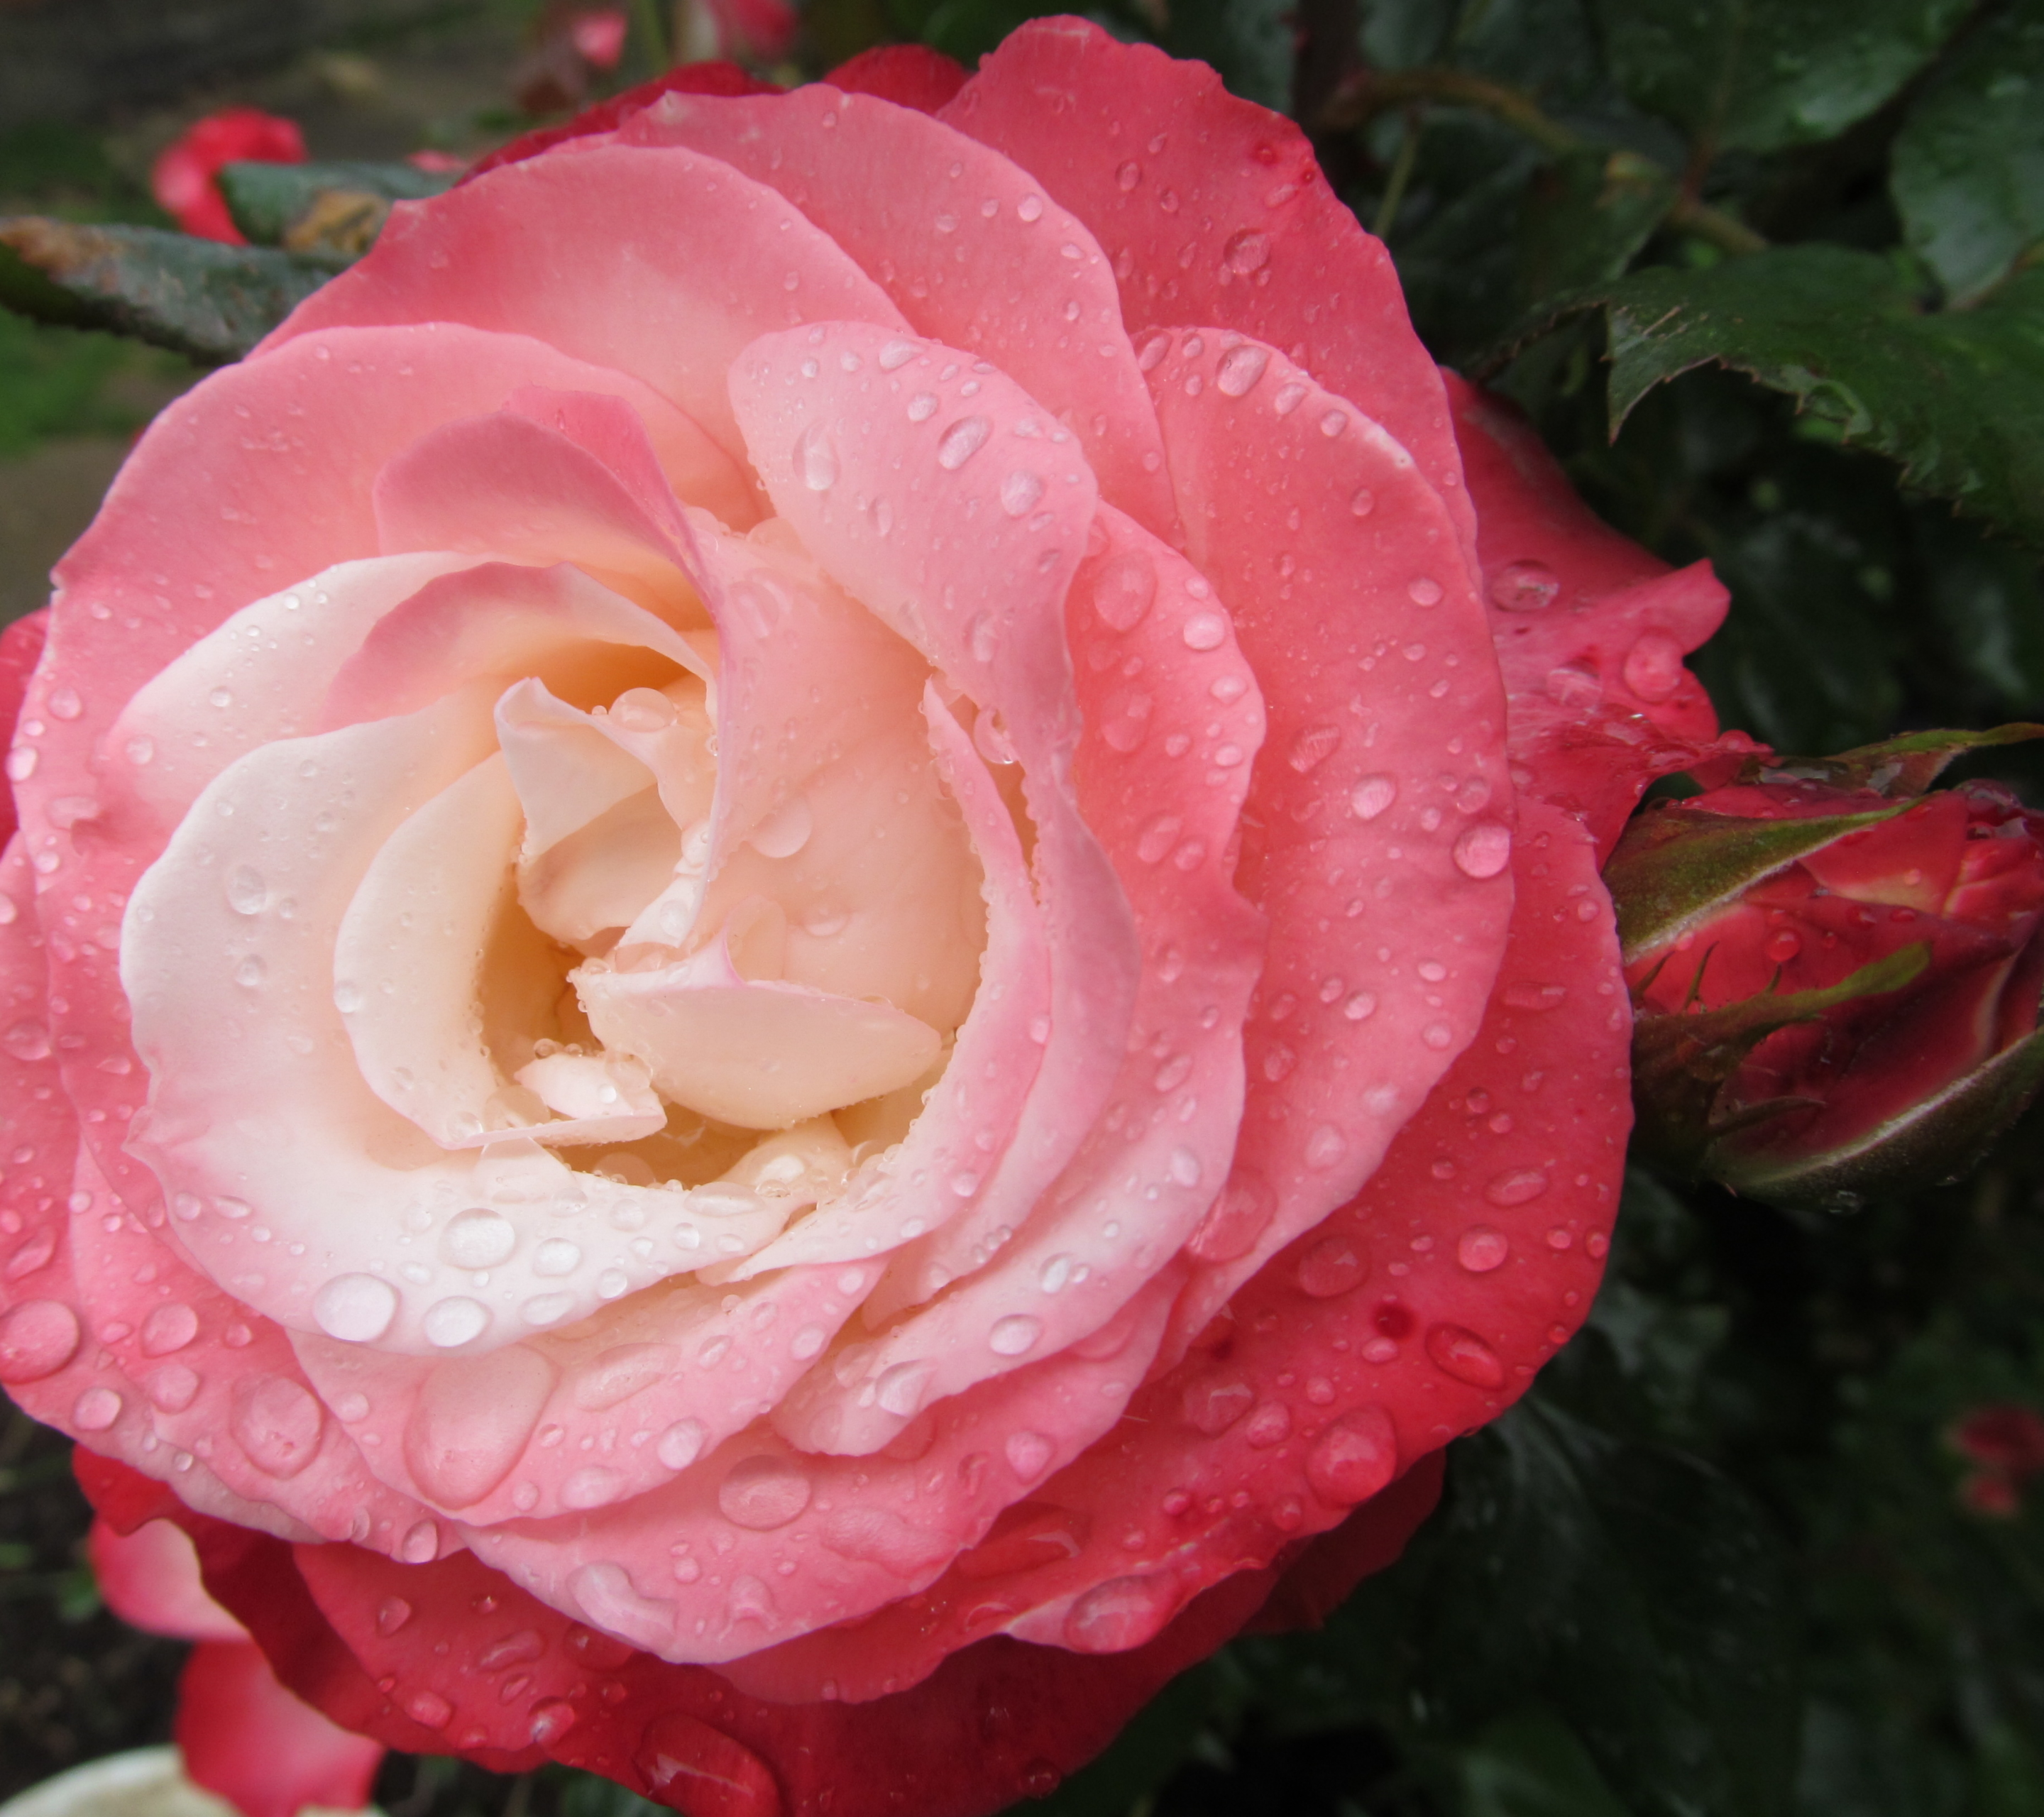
[1610,727,2044,1210]
[1950,1403,2044,1478]
[151,107,307,243]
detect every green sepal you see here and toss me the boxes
[217,160,454,263]
[1632,943,1932,1177]
[0,216,331,363]
[1736,724,2044,798]
[1606,801,1911,965]
[1718,1025,2044,1214]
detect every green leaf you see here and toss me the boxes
[216,158,453,262]
[1588,0,1971,154]
[1891,6,2044,305]
[1377,1400,1801,1817]
[1451,1706,1637,1817]
[1164,0,1292,109]
[0,216,330,363]
[1512,247,2044,551]
[1517,148,1678,302]
[1766,724,2044,797]
[1606,797,1910,962]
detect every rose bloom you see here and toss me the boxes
[1,23,1734,1815]
[1625,769,2044,1207]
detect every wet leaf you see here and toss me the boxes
[1588,0,1972,153]
[216,159,454,263]
[1891,7,2044,304]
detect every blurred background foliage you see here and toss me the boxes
[2,1,2043,1815]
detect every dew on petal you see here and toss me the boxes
[1488,560,1561,613]
[1452,821,1512,879]
[936,416,991,470]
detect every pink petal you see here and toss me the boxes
[616,89,1177,537]
[177,1638,384,1817]
[265,145,910,468]
[0,610,47,847]
[941,18,1474,561]
[789,500,1268,1451]
[1141,329,1513,1346]
[89,1516,248,1641]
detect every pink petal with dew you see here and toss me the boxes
[1141,329,1514,1351]
[177,1635,385,1817]
[787,499,1266,1454]
[617,87,1177,539]
[941,17,1474,564]
[729,801,1623,1698]
[726,688,1049,1280]
[105,553,482,840]
[728,324,1143,1371]
[290,1257,870,1525]
[20,328,720,1251]
[89,1515,248,1640]
[671,520,984,1036]
[264,145,910,469]
[451,1271,1179,1670]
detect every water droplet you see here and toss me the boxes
[1351,774,1397,821]
[877,339,918,370]
[1215,344,1269,395]
[1425,1323,1505,1388]
[1319,409,1347,437]
[1006,1429,1054,1479]
[875,1358,933,1416]
[1304,1125,1348,1171]
[1622,631,1686,702]
[1285,724,1341,773]
[46,687,80,721]
[561,1465,625,1510]
[636,1715,779,1815]
[207,687,232,710]
[139,1302,197,1356]
[908,392,938,422]
[529,1700,578,1745]
[794,419,838,492]
[1091,549,1156,630]
[0,1300,79,1383]
[612,688,676,732]
[1136,813,1182,863]
[1544,663,1601,707]
[1064,1573,1180,1652]
[533,1237,580,1276]
[1488,560,1561,613]
[749,794,813,858]
[1297,1234,1367,1297]
[443,1208,517,1269]
[424,1297,489,1349]
[1502,981,1567,1011]
[1484,1169,1549,1207]
[233,955,265,989]
[989,1314,1043,1356]
[1182,612,1227,651]
[937,416,991,470]
[231,1373,323,1477]
[1766,928,1802,962]
[1452,822,1512,879]
[124,736,154,766]
[1307,1406,1397,1504]
[405,1691,452,1729]
[312,1273,397,1342]
[1344,991,1377,1021]
[719,1454,811,1530]
[1016,193,1044,222]
[657,1417,707,1470]
[1000,468,1045,517]
[376,1597,412,1635]
[1117,160,1141,190]
[1456,1226,1510,1273]
[1407,576,1444,606]
[3,748,34,784]
[334,981,363,1014]
[224,866,268,916]
[1,1019,50,1062]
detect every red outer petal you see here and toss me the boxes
[89,1515,248,1642]
[466,63,781,180]
[823,45,968,113]
[0,608,47,848]
[77,1451,1439,1817]
[1446,372,1760,848]
[177,1639,386,1817]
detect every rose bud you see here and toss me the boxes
[4,24,1733,1816]
[150,107,308,244]
[1613,729,2044,1212]
[89,1515,385,1817]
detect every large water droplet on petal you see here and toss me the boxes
[1425,1323,1505,1388]
[794,419,838,492]
[1092,550,1157,631]
[1622,631,1686,702]
[0,1300,79,1383]
[1488,560,1561,613]
[936,415,991,470]
[989,1314,1043,1356]
[1452,821,1512,879]
[230,1375,324,1478]
[1306,1405,1397,1504]
[312,1273,397,1343]
[1215,343,1270,395]
[718,1454,812,1530]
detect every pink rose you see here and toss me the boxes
[150,108,308,245]
[4,25,1733,1815]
